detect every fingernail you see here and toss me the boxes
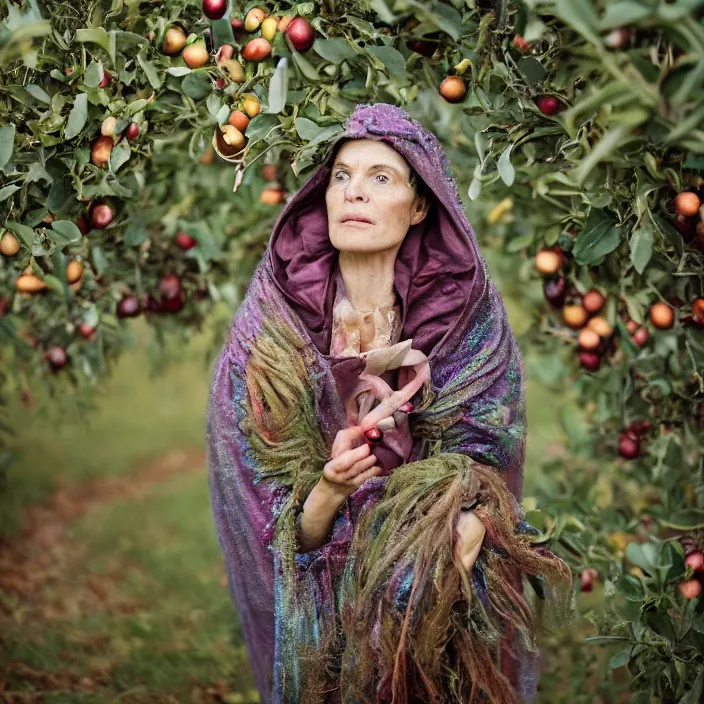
[364,427,383,443]
[399,402,414,413]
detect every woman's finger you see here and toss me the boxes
[350,464,382,488]
[338,453,377,481]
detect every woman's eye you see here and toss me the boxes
[375,174,389,183]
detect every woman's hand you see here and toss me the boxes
[454,510,486,574]
[319,426,382,502]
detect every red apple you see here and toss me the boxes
[78,323,96,340]
[579,351,601,371]
[685,551,704,573]
[90,204,114,230]
[159,274,182,300]
[126,122,140,141]
[175,232,197,250]
[44,346,67,371]
[618,434,640,460]
[536,96,561,115]
[406,39,438,57]
[202,0,228,20]
[679,579,702,599]
[117,294,141,318]
[286,16,316,52]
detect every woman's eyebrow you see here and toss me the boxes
[333,162,404,176]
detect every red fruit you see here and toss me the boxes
[126,122,140,141]
[161,294,185,313]
[673,213,697,241]
[44,346,67,371]
[77,214,88,235]
[182,42,209,69]
[202,0,228,20]
[241,37,272,61]
[578,328,601,352]
[512,35,529,52]
[627,420,652,437]
[117,294,141,318]
[685,551,704,573]
[650,302,674,329]
[90,204,114,230]
[78,323,96,340]
[603,28,630,50]
[159,274,182,300]
[406,39,437,57]
[618,434,640,460]
[98,69,111,88]
[363,427,383,443]
[543,277,567,307]
[626,319,638,335]
[678,579,702,599]
[674,191,701,217]
[0,298,8,317]
[580,567,599,593]
[536,96,561,115]
[582,289,605,315]
[692,298,704,324]
[261,164,278,182]
[163,26,188,56]
[632,326,649,347]
[439,76,467,104]
[175,232,197,250]
[579,351,601,371]
[286,16,316,52]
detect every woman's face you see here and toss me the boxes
[325,139,429,254]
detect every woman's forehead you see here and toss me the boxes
[332,139,410,173]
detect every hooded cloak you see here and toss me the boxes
[206,104,572,704]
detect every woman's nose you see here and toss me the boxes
[343,177,369,202]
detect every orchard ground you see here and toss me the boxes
[0,277,626,702]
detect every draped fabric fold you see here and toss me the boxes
[206,104,573,704]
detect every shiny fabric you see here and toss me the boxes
[206,103,539,703]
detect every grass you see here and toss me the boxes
[0,296,581,702]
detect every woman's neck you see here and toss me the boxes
[337,248,399,311]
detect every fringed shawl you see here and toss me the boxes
[206,104,573,704]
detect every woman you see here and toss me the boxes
[206,103,572,704]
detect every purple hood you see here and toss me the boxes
[268,103,486,359]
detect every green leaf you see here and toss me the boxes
[425,3,462,40]
[0,125,16,170]
[0,184,20,202]
[51,220,83,246]
[166,67,192,77]
[370,0,398,23]
[626,541,658,573]
[25,84,51,104]
[123,222,148,246]
[600,2,655,30]
[572,209,621,266]
[268,58,289,114]
[555,0,601,46]
[681,670,704,704]
[64,93,88,140]
[657,511,704,530]
[468,177,481,201]
[295,117,323,141]
[6,221,36,247]
[367,46,407,81]
[497,143,515,187]
[608,648,631,669]
[110,139,131,172]
[181,72,211,100]
[629,222,653,274]
[517,57,547,84]
[137,53,162,90]
[313,38,357,63]
[83,61,104,88]
[291,50,320,80]
[75,27,115,65]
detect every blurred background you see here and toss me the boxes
[2,0,703,702]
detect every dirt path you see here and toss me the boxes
[0,447,221,701]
